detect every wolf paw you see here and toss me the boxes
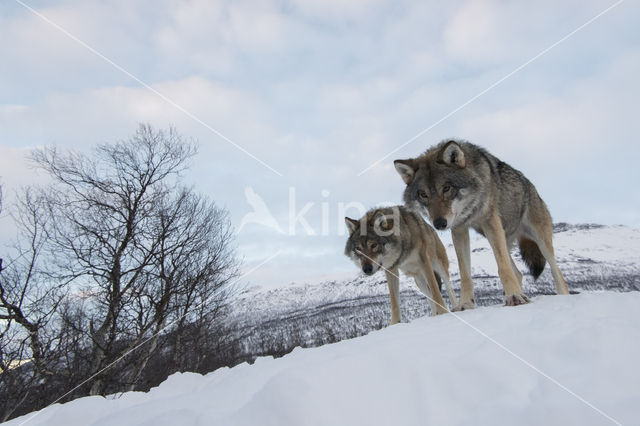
[504,293,530,306]
[452,300,476,312]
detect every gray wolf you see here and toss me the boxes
[344,206,458,324]
[394,139,569,310]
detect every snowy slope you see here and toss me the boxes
[8,292,639,426]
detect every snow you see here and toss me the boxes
[8,291,639,426]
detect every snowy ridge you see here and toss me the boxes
[9,292,640,425]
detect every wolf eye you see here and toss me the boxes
[418,190,428,199]
[442,185,451,194]
[370,242,379,251]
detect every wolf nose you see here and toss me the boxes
[434,218,447,230]
[362,264,373,275]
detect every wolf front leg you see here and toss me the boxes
[482,210,530,306]
[414,266,448,316]
[451,227,476,311]
[509,253,524,292]
[384,268,402,325]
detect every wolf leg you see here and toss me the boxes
[505,237,524,292]
[384,268,402,324]
[415,263,448,315]
[530,228,569,295]
[509,254,524,292]
[483,211,530,306]
[414,275,436,315]
[433,261,458,307]
[451,227,475,311]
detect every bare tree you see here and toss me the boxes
[1,126,239,421]
[121,189,238,390]
[28,124,237,395]
[0,187,66,421]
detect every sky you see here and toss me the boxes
[1,0,639,288]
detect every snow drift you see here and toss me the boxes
[8,291,638,426]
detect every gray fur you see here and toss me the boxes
[394,139,569,307]
[344,205,457,321]
[397,139,540,247]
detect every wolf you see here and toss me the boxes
[344,206,458,324]
[393,139,570,310]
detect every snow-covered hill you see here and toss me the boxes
[5,224,639,425]
[225,224,640,359]
[9,291,639,426]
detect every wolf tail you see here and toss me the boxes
[519,237,546,280]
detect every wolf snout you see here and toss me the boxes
[433,218,448,230]
[362,263,374,275]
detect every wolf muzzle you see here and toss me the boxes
[433,218,448,230]
[362,263,374,275]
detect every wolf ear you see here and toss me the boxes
[345,217,359,235]
[394,159,417,184]
[441,141,466,168]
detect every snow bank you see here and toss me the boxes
[8,291,639,426]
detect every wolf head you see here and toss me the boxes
[394,140,482,231]
[344,208,402,276]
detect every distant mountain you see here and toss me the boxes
[224,224,640,361]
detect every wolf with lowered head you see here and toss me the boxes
[394,139,569,310]
[345,206,458,324]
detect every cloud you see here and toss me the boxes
[0,145,47,189]
[0,1,162,100]
[0,145,52,244]
[441,0,619,66]
[155,0,306,75]
[288,0,386,20]
[0,76,277,155]
[457,48,640,160]
[1,0,639,287]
